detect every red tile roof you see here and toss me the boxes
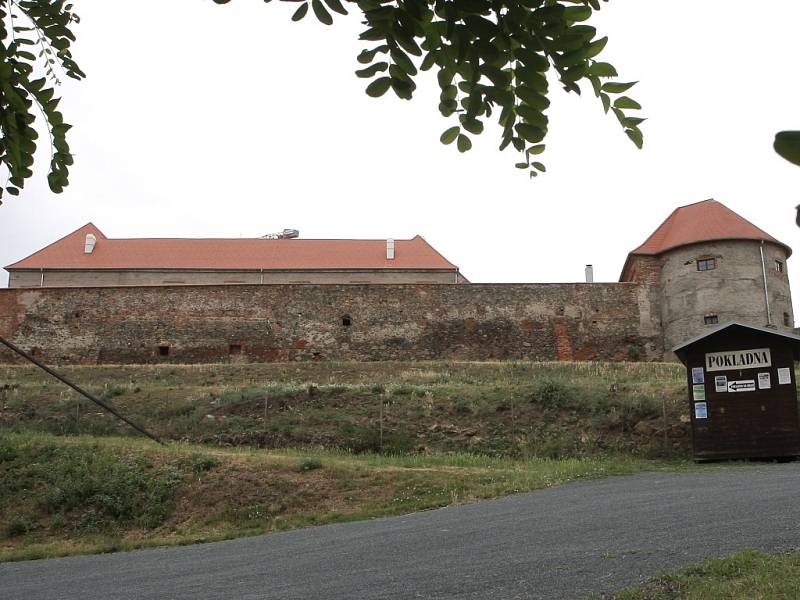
[6,223,460,272]
[620,199,791,280]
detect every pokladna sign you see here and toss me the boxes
[705,348,771,372]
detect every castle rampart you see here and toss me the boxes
[0,283,663,364]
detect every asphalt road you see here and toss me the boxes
[3,463,800,599]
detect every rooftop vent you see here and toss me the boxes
[386,238,395,260]
[260,228,299,239]
[84,233,97,254]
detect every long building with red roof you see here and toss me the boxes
[5,223,467,287]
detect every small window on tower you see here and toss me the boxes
[775,260,784,273]
[784,312,791,327]
[704,315,719,325]
[696,258,716,271]
[341,315,352,327]
[158,345,170,357]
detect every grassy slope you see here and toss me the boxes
[0,360,691,457]
[0,432,682,562]
[597,549,800,599]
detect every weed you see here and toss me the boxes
[627,345,641,361]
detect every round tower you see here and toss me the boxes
[621,199,794,352]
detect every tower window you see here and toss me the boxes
[158,345,170,357]
[696,258,716,271]
[341,315,352,327]
[775,260,784,273]
[784,312,791,327]
[704,315,719,325]
[229,343,242,355]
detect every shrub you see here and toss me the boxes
[0,439,182,533]
[627,345,641,361]
[297,457,322,472]
[532,380,575,409]
[453,398,472,415]
[5,517,34,537]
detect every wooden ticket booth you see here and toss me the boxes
[673,321,800,460]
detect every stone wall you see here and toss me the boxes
[659,240,794,349]
[8,268,466,288]
[0,283,663,364]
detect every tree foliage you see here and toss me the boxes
[236,0,646,177]
[0,1,83,204]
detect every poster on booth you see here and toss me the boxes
[758,372,771,390]
[692,367,705,384]
[694,402,708,419]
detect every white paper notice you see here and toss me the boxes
[757,372,771,390]
[778,368,792,385]
[714,375,727,392]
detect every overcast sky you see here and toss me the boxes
[1,1,798,304]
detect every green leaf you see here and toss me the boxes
[563,6,592,22]
[625,128,644,149]
[355,62,388,78]
[517,106,548,129]
[456,134,472,153]
[588,62,618,77]
[516,87,550,111]
[601,81,637,93]
[323,0,348,15]
[440,126,460,145]
[357,46,388,64]
[515,123,546,143]
[515,162,529,169]
[623,116,647,127]
[460,117,484,135]
[365,77,391,97]
[774,131,800,167]
[312,0,333,25]
[291,2,309,21]
[614,96,642,110]
[390,47,417,76]
[600,92,610,113]
[532,161,546,172]
[585,36,608,59]
[527,144,545,155]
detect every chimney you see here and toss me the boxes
[585,264,593,283]
[84,233,97,254]
[386,238,395,260]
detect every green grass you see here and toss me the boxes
[0,432,687,562]
[0,360,691,458]
[597,548,800,599]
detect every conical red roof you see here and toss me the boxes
[620,199,791,281]
[630,199,789,256]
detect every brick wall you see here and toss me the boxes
[0,283,663,364]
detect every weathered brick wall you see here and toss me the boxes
[0,283,664,364]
